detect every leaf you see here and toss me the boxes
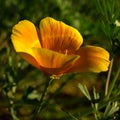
[104,102,119,117]
[78,83,91,100]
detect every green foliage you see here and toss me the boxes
[0,0,120,120]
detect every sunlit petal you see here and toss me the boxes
[11,20,41,53]
[11,20,41,69]
[39,17,83,51]
[68,46,110,73]
[32,48,80,74]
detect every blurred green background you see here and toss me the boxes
[0,0,120,120]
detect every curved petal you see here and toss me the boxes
[68,46,110,73]
[18,52,40,69]
[11,20,41,53]
[32,48,80,75]
[39,17,83,51]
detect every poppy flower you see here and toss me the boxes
[11,17,110,77]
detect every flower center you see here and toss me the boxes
[57,49,73,55]
[65,49,68,55]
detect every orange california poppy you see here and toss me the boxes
[11,17,110,77]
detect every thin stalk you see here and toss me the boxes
[106,65,120,100]
[91,103,99,120]
[105,58,114,96]
[102,0,108,20]
[33,78,53,120]
[96,0,104,15]
[62,109,79,120]
[10,107,20,120]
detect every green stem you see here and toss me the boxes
[62,108,79,120]
[91,103,99,120]
[33,78,53,120]
[106,65,120,100]
[105,58,114,96]
[10,107,20,120]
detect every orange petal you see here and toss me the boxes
[19,52,40,69]
[39,17,83,51]
[68,45,110,73]
[32,48,80,75]
[11,20,41,69]
[11,20,41,53]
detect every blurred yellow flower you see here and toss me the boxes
[11,17,110,76]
